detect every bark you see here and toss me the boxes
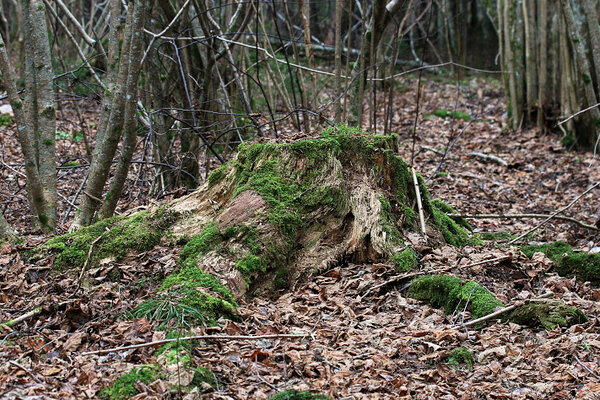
[0,0,56,232]
[0,213,15,240]
[71,0,148,229]
[98,0,148,220]
[334,0,343,123]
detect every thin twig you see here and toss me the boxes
[9,360,43,384]
[468,152,508,166]
[1,307,42,328]
[575,355,600,380]
[450,213,598,231]
[82,333,308,356]
[412,167,427,236]
[557,103,600,126]
[508,182,600,244]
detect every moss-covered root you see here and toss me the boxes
[270,390,332,400]
[508,299,588,330]
[408,275,503,320]
[522,241,600,285]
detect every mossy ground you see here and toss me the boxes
[408,275,504,320]
[99,365,161,400]
[447,347,475,369]
[522,241,600,285]
[269,390,331,400]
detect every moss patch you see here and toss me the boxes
[408,275,503,319]
[99,365,160,400]
[32,209,177,270]
[392,248,418,272]
[429,199,479,247]
[508,300,588,330]
[427,109,472,121]
[270,390,332,400]
[447,347,474,369]
[522,241,600,285]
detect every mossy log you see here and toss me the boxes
[28,133,476,324]
[408,274,587,330]
[522,241,600,285]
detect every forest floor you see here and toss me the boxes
[1,75,600,399]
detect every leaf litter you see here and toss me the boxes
[1,77,600,399]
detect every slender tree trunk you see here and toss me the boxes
[0,0,56,232]
[0,213,15,240]
[334,0,343,123]
[71,0,149,229]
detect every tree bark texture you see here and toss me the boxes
[494,0,600,149]
[0,0,56,232]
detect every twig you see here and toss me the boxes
[460,303,521,328]
[468,152,508,166]
[459,292,554,328]
[558,103,600,126]
[575,355,600,380]
[82,333,308,356]
[9,360,43,384]
[508,182,600,244]
[450,213,598,231]
[412,167,427,236]
[0,307,42,328]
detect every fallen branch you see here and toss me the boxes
[468,152,508,166]
[459,292,554,328]
[508,182,600,244]
[82,333,308,356]
[450,213,598,231]
[1,307,42,328]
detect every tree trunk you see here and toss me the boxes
[71,0,149,229]
[0,213,15,240]
[0,0,56,232]
[493,0,600,149]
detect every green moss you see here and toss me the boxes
[208,164,228,186]
[428,109,472,121]
[270,390,331,400]
[522,241,600,284]
[99,365,160,400]
[430,199,479,246]
[561,134,576,148]
[179,222,222,267]
[42,138,54,146]
[379,196,403,244]
[273,267,291,288]
[235,254,265,277]
[41,106,55,119]
[508,301,587,330]
[191,367,217,389]
[392,248,418,272]
[447,347,474,369]
[36,210,176,270]
[408,275,504,320]
[0,114,11,126]
[583,73,592,84]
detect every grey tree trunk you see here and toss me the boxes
[71,0,149,230]
[493,0,600,149]
[0,213,15,240]
[0,0,56,232]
